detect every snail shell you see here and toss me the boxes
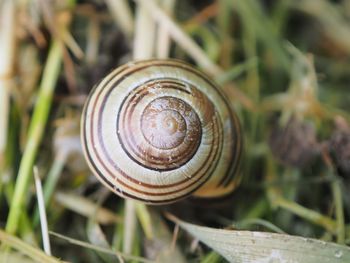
[81,59,242,204]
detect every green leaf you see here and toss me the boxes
[170,216,350,263]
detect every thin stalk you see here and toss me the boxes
[134,0,222,76]
[50,231,153,263]
[0,0,16,169]
[217,0,233,68]
[332,177,345,244]
[34,167,51,255]
[156,0,175,58]
[266,156,346,236]
[232,0,290,71]
[123,200,136,254]
[0,229,63,263]
[274,196,337,234]
[3,180,37,245]
[135,202,153,239]
[54,191,122,225]
[112,204,125,251]
[324,152,345,243]
[33,152,67,226]
[215,57,258,85]
[133,2,157,59]
[6,40,63,235]
[86,16,100,65]
[104,0,134,38]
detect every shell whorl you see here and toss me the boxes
[81,59,242,204]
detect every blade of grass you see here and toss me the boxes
[274,196,338,234]
[323,152,346,244]
[133,2,157,59]
[0,251,37,263]
[135,203,153,240]
[112,204,125,252]
[265,154,349,236]
[54,191,122,225]
[169,215,350,263]
[215,57,258,85]
[6,40,63,235]
[134,0,222,76]
[156,0,175,58]
[291,0,350,55]
[50,231,153,263]
[33,153,67,227]
[0,229,64,263]
[134,0,254,111]
[33,167,51,255]
[216,0,234,68]
[231,0,290,71]
[123,200,136,254]
[104,0,134,38]
[331,174,345,244]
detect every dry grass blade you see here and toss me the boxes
[0,229,65,263]
[156,0,175,58]
[49,231,154,263]
[134,0,222,76]
[133,3,157,59]
[133,0,253,110]
[104,0,134,37]
[123,200,136,255]
[34,167,51,255]
[0,251,37,263]
[54,191,122,224]
[169,215,350,263]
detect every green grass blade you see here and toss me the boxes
[5,40,62,235]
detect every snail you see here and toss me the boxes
[81,59,243,204]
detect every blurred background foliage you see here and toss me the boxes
[0,0,349,262]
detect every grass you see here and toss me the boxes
[0,0,349,262]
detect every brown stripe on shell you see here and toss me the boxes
[86,62,226,193]
[90,67,219,192]
[95,88,221,196]
[117,79,201,169]
[218,107,243,187]
[81,59,242,203]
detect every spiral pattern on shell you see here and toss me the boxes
[81,59,242,204]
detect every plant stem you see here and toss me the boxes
[0,229,63,263]
[123,200,136,254]
[33,153,67,227]
[6,40,62,235]
[332,177,345,243]
[0,0,16,169]
[133,2,157,59]
[135,0,222,75]
[274,196,337,234]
